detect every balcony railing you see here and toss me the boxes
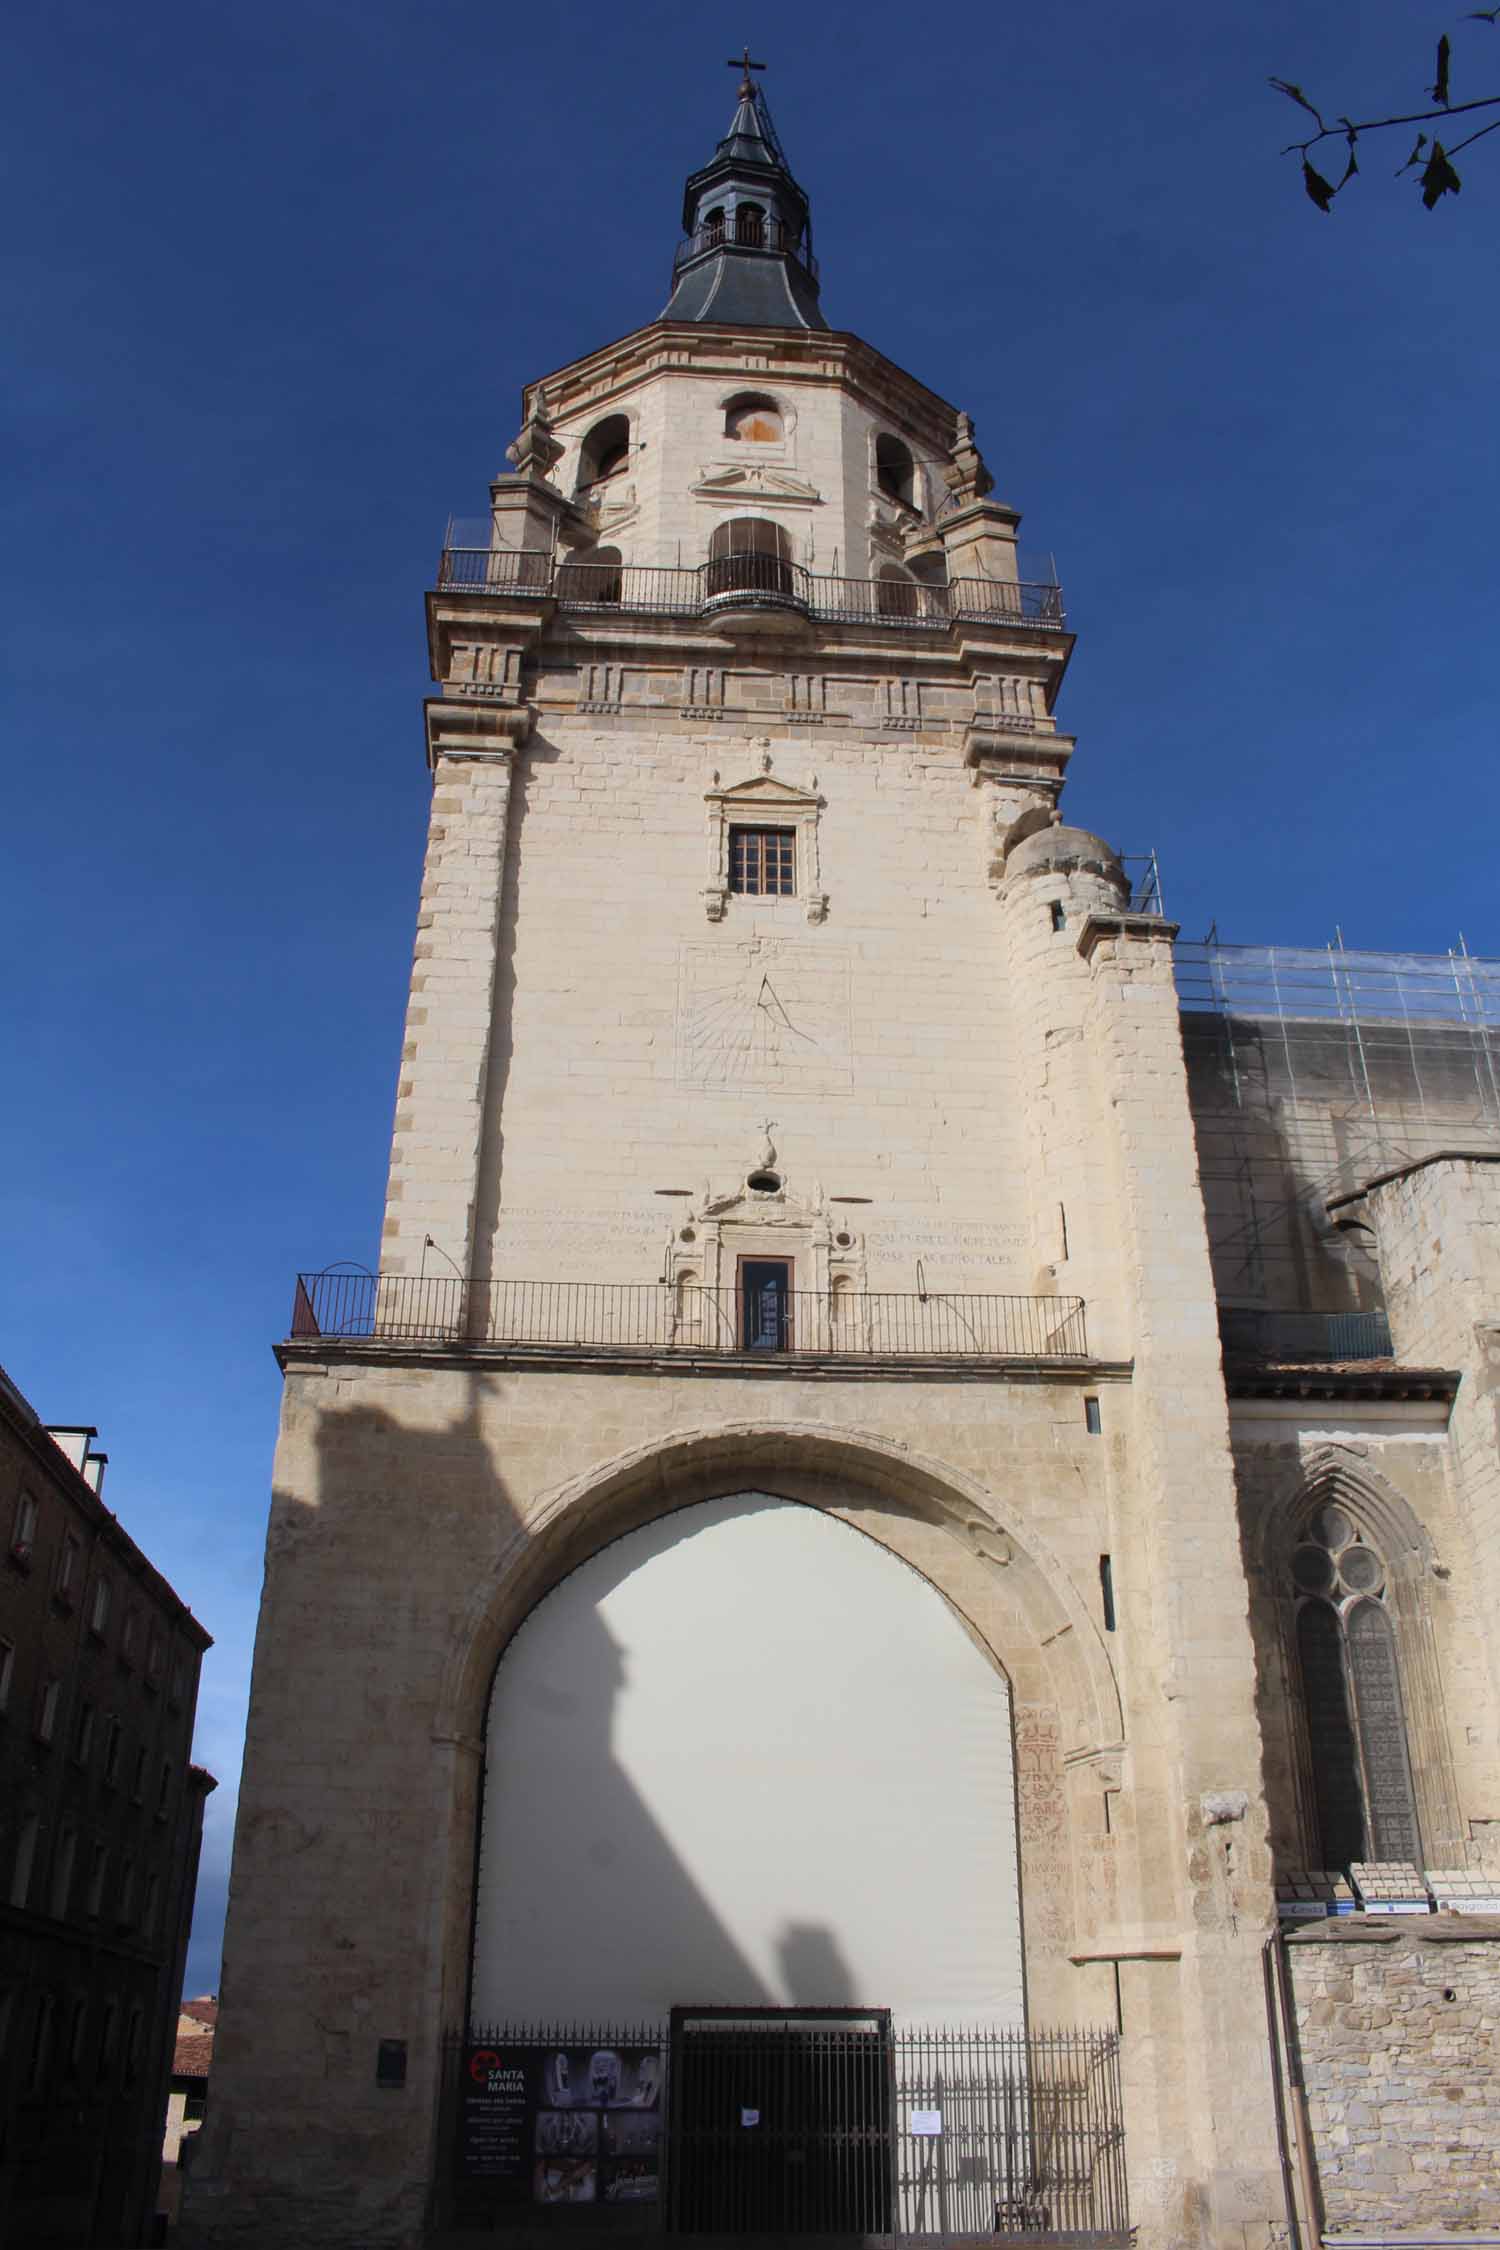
[1219,1307,1393,1362]
[291,1273,1090,1361]
[435,546,1066,630]
[672,215,819,282]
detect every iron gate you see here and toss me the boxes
[441,2016,1128,2237]
[670,2009,893,2233]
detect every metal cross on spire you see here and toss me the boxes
[728,46,766,98]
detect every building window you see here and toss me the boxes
[50,1827,77,1917]
[36,1677,60,1745]
[9,1490,38,1568]
[144,1870,162,1937]
[875,432,918,509]
[146,1629,166,1691]
[156,1759,173,1821]
[29,1993,55,2093]
[703,204,725,244]
[102,1715,123,1786]
[706,515,796,601]
[0,1637,14,1715]
[55,1533,82,1609]
[120,1607,140,1669]
[169,1655,188,1709]
[117,1856,137,1929]
[73,1700,95,1767]
[576,412,631,491]
[65,1996,87,2077]
[85,1843,107,1919]
[87,1574,111,1641]
[123,2004,143,2085]
[1291,1503,1421,1867]
[131,1745,147,1803]
[734,201,765,246]
[97,1999,118,2082]
[724,392,783,443]
[729,827,795,897]
[10,1814,40,1908]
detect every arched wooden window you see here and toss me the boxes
[734,202,766,247]
[724,393,783,443]
[704,206,725,245]
[576,414,630,491]
[705,517,796,601]
[1290,1502,1421,1867]
[875,433,918,510]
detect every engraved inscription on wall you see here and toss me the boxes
[676,940,853,1092]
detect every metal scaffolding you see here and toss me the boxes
[1174,939,1500,1310]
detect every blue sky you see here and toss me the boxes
[4,0,1497,1995]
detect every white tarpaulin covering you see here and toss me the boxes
[473,1493,1023,2023]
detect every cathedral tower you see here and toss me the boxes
[190,70,1291,2250]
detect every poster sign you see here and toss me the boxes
[462,2044,663,2206]
[910,2108,943,2137]
[462,2049,532,2186]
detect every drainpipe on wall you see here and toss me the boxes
[1262,1935,1304,2250]
[1267,1929,1325,2245]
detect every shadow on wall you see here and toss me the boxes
[195,1378,863,2206]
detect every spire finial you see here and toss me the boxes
[727,45,766,99]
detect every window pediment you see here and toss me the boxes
[693,466,822,506]
[702,763,827,924]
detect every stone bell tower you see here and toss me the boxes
[191,63,1288,2250]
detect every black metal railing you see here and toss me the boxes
[440,2019,1128,2239]
[672,216,819,281]
[291,1273,1090,1361]
[1218,1306,1394,1362]
[434,546,1066,630]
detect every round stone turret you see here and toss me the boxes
[1003,819,1130,911]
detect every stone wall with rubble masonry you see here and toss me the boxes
[1286,1920,1500,2230]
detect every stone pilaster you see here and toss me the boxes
[1077,908,1282,2249]
[1336,1153,1500,1846]
[381,709,524,1280]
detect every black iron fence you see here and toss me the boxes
[440,2019,1128,2239]
[290,1273,1090,1361]
[435,546,1066,630]
[1218,1307,1393,1362]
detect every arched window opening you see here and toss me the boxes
[576,414,631,492]
[705,516,796,602]
[876,566,919,619]
[704,206,725,245]
[1290,1504,1421,1868]
[908,550,949,590]
[724,393,783,444]
[734,202,766,247]
[875,433,918,510]
[558,544,623,607]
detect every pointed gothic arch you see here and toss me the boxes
[1257,1450,1463,1868]
[432,1422,1126,2031]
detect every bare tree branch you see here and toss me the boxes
[1272,14,1498,208]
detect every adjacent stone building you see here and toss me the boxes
[0,1362,214,2247]
[187,68,1500,2250]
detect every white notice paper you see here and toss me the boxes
[741,2109,760,2128]
[910,2109,942,2137]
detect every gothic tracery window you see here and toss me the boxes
[1290,1501,1421,1868]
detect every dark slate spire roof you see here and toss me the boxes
[662,76,826,331]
